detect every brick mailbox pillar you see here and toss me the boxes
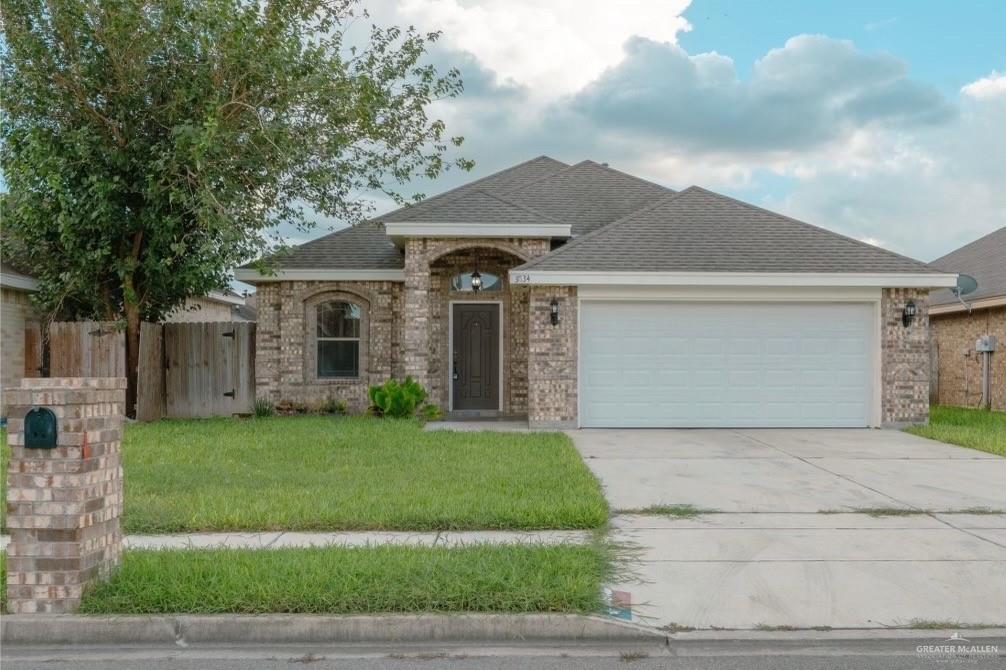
[4,377,126,613]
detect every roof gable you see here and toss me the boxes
[519,186,939,274]
[929,226,1006,305]
[502,160,673,236]
[378,156,568,223]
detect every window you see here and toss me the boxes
[450,271,501,292]
[316,301,361,378]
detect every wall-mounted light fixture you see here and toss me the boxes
[550,298,560,326]
[902,300,917,327]
[470,270,483,292]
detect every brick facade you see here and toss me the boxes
[404,238,550,414]
[3,377,125,614]
[253,238,549,414]
[253,265,935,425]
[930,305,1005,411]
[254,280,404,412]
[881,288,931,426]
[527,286,578,428]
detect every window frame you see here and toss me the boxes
[304,292,369,383]
[449,270,502,292]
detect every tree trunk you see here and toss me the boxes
[124,301,140,419]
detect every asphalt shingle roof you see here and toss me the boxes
[379,156,569,223]
[929,226,1006,305]
[389,189,564,225]
[252,156,940,276]
[517,187,941,274]
[261,221,403,270]
[502,160,673,236]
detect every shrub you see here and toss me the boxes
[320,397,347,415]
[253,398,275,418]
[420,403,443,422]
[368,377,427,418]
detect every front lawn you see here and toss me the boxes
[77,544,608,614]
[121,416,605,533]
[906,406,1006,457]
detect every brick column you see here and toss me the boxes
[4,377,125,613]
[403,238,431,389]
[527,286,578,429]
[881,288,931,426]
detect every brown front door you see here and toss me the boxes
[452,303,500,411]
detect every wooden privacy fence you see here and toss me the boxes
[42,320,256,420]
[47,321,126,377]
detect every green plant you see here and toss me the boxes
[368,377,428,418]
[1,0,469,417]
[420,403,444,422]
[253,398,275,418]
[320,397,347,415]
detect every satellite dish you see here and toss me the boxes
[953,273,979,296]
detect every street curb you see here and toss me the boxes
[0,614,666,645]
[668,628,1006,642]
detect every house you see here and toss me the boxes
[235,156,956,428]
[165,289,255,322]
[0,261,40,406]
[928,227,1005,410]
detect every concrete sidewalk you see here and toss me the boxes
[0,529,591,551]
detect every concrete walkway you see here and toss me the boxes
[0,529,590,551]
[572,428,1006,629]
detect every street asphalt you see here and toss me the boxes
[4,637,1004,670]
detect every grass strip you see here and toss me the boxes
[906,406,1006,457]
[78,544,609,615]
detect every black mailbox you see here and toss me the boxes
[24,407,58,449]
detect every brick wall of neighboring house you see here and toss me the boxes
[881,287,931,426]
[4,377,125,613]
[164,297,234,322]
[403,237,550,414]
[527,285,578,429]
[1,287,37,410]
[930,305,1005,411]
[254,280,404,412]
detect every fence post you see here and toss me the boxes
[136,322,165,422]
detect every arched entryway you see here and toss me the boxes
[427,245,532,416]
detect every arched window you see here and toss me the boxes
[316,301,361,377]
[450,271,501,292]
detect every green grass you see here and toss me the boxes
[615,504,708,517]
[77,544,609,615]
[906,406,1006,457]
[61,416,606,533]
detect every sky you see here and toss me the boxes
[307,0,1005,263]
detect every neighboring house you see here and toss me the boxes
[164,289,252,323]
[235,156,956,428]
[928,227,1006,411]
[0,261,40,406]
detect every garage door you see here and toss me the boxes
[579,302,874,428]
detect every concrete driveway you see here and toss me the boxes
[571,429,1006,629]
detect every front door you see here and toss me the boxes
[452,303,500,411]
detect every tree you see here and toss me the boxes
[1,0,469,416]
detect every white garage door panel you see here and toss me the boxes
[580,302,874,428]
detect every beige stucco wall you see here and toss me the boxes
[930,304,1005,411]
[1,287,37,412]
[164,297,235,322]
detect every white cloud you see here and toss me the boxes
[397,0,692,98]
[961,71,1006,99]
